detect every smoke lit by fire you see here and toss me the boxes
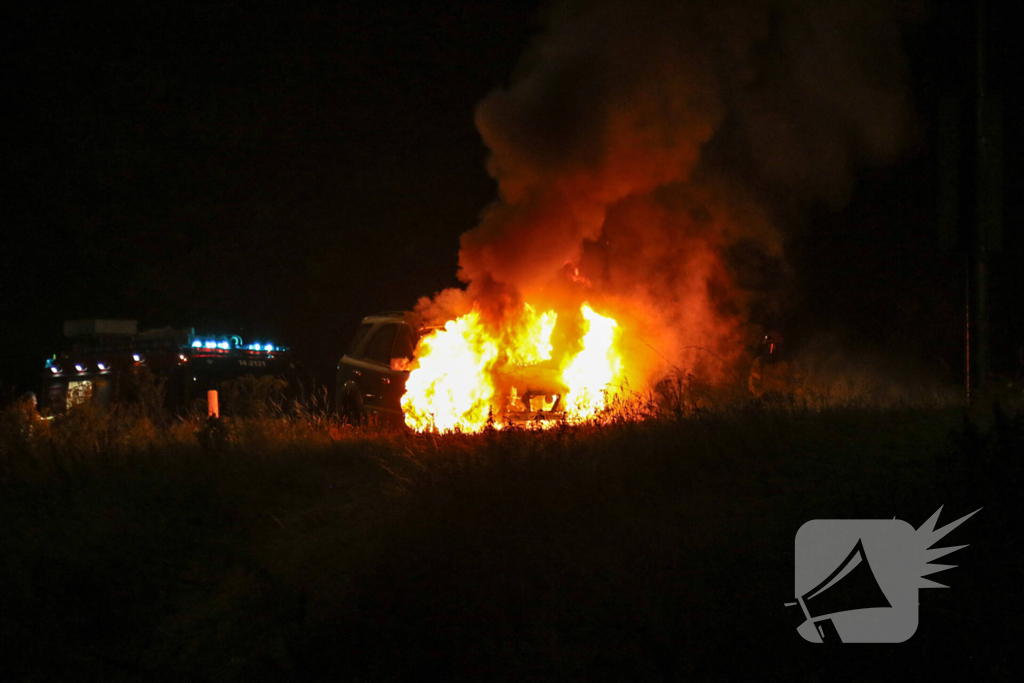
[401,0,919,429]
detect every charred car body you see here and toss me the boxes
[43,319,308,415]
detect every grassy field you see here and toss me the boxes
[1,393,1020,681]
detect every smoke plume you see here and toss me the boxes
[426,0,919,388]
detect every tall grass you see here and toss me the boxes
[1,386,1020,681]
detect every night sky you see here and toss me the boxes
[3,0,1022,396]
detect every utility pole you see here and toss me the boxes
[971,0,1003,399]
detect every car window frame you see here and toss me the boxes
[360,322,400,367]
[346,322,375,358]
[391,323,416,362]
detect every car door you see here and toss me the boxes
[350,322,406,415]
[384,323,416,411]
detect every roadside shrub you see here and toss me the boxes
[219,375,289,418]
[292,383,335,430]
[0,396,50,458]
[112,415,161,452]
[197,415,235,453]
[48,400,113,455]
[166,416,200,448]
[121,365,167,423]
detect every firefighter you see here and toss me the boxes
[748,333,804,399]
[1,391,45,447]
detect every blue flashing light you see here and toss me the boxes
[133,353,142,362]
[191,337,283,353]
[244,342,279,352]
[97,362,107,372]
[75,364,85,372]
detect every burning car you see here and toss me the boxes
[339,302,625,433]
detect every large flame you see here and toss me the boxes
[401,302,623,433]
[400,309,499,434]
[562,304,621,418]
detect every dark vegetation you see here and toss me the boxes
[1,385,1020,681]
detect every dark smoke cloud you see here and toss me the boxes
[443,0,921,385]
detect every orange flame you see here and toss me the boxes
[401,302,623,433]
[562,304,622,418]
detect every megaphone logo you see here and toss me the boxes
[788,507,979,643]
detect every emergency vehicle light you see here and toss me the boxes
[245,342,280,352]
[188,337,285,352]
[192,339,234,350]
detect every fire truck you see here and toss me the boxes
[42,319,308,415]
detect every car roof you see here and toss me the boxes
[359,311,415,326]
